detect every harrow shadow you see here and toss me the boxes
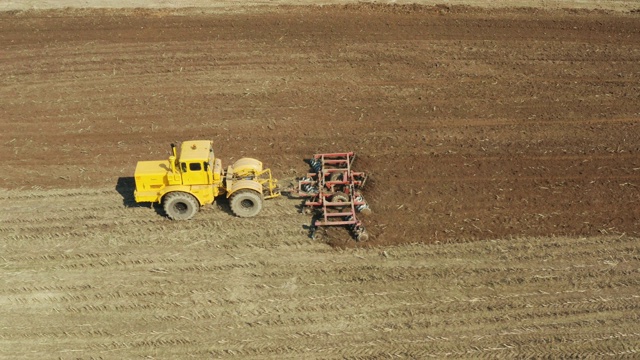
[280,178,319,240]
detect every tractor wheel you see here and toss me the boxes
[163,192,199,220]
[230,190,263,218]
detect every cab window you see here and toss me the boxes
[181,162,188,172]
[189,162,202,171]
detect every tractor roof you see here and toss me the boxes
[180,140,213,162]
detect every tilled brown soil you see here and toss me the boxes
[2,5,639,246]
[1,5,640,359]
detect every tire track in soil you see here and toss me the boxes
[1,186,638,358]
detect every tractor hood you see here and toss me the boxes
[134,160,172,191]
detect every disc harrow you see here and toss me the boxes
[298,152,371,241]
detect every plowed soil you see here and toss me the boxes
[2,4,640,245]
[1,4,640,359]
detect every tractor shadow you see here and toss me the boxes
[212,196,235,217]
[115,176,164,216]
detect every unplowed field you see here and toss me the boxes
[1,4,639,358]
[2,187,639,358]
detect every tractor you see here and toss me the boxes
[133,140,279,220]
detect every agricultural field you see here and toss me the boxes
[1,2,640,358]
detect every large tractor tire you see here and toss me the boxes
[163,192,199,220]
[230,190,263,218]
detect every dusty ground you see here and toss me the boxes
[2,190,639,358]
[2,0,640,12]
[1,3,639,358]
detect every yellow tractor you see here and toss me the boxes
[134,140,279,220]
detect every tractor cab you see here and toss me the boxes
[175,140,216,186]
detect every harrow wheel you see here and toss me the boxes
[329,192,349,212]
[356,231,369,242]
[163,192,199,220]
[329,171,344,182]
[312,227,327,241]
[355,228,370,242]
[359,207,373,216]
[328,171,346,192]
[230,190,263,218]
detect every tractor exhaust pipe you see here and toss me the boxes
[169,143,178,173]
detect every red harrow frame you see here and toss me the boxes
[297,152,371,241]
